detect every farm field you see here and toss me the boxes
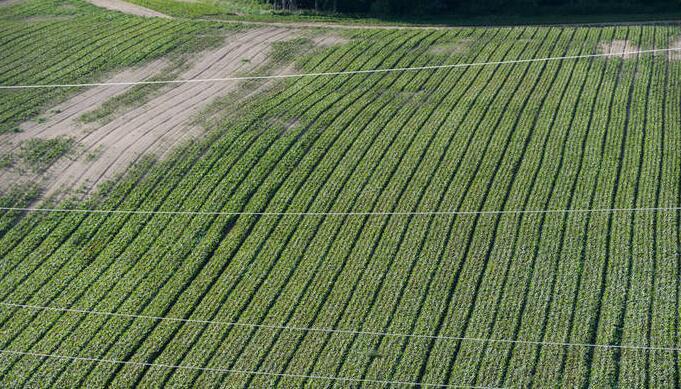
[1,0,681,387]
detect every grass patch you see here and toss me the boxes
[0,153,14,169]
[271,37,315,64]
[18,137,75,173]
[79,81,171,124]
[0,125,22,135]
[85,145,104,162]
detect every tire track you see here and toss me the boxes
[325,28,510,384]
[608,27,653,387]
[274,29,526,387]
[556,26,631,386]
[399,27,544,385]
[646,28,671,389]
[365,27,523,386]
[439,27,569,387]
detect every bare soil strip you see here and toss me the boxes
[0,28,304,201]
[671,35,681,59]
[312,34,349,47]
[86,0,170,18]
[598,39,640,59]
[0,58,170,192]
[0,0,23,7]
[0,58,170,153]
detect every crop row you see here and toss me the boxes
[0,26,430,382]
[0,14,219,133]
[69,29,449,388]
[1,17,680,388]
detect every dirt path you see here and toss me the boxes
[86,0,170,18]
[0,27,306,201]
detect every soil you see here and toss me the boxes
[312,34,350,47]
[670,36,681,60]
[0,28,309,201]
[0,0,22,6]
[598,39,640,59]
[86,0,170,18]
[430,38,472,55]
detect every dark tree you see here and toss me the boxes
[263,0,679,15]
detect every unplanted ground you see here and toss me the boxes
[0,27,305,200]
[0,1,336,201]
[86,0,169,18]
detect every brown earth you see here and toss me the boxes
[86,0,170,18]
[0,0,22,6]
[670,36,681,60]
[598,39,640,59]
[0,57,170,193]
[0,27,316,201]
[312,34,350,47]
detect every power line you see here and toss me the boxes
[0,47,678,90]
[0,349,487,388]
[3,302,679,353]
[1,206,680,217]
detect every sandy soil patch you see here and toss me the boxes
[86,0,170,18]
[430,38,472,55]
[22,15,77,22]
[670,36,681,60]
[0,58,169,195]
[312,34,350,47]
[599,39,640,59]
[0,0,22,6]
[0,28,309,201]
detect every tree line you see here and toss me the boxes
[263,0,679,15]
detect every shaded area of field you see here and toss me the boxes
[1,2,681,388]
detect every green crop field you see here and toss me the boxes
[1,0,681,387]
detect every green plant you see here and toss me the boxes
[0,153,13,169]
[17,136,75,172]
